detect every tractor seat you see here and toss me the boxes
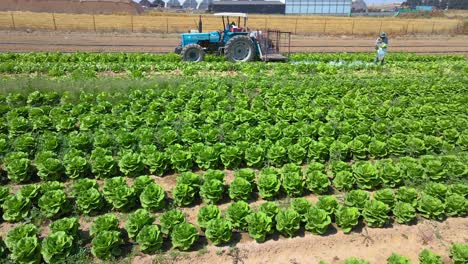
[230,27,243,33]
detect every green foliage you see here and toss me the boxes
[362,200,390,227]
[200,179,224,204]
[344,257,370,264]
[136,225,163,254]
[245,211,273,242]
[345,190,370,210]
[353,161,379,190]
[335,206,360,233]
[419,249,443,264]
[75,188,103,215]
[133,175,154,195]
[171,223,198,251]
[258,201,280,220]
[281,164,304,197]
[11,236,42,264]
[90,214,119,238]
[38,189,70,219]
[159,209,186,236]
[197,205,221,230]
[257,168,281,200]
[275,208,301,237]
[2,194,32,222]
[234,168,256,184]
[316,195,339,216]
[118,151,144,176]
[417,194,445,220]
[396,187,419,207]
[5,224,39,251]
[229,177,253,201]
[173,183,196,207]
[374,188,395,208]
[140,183,165,211]
[333,171,355,192]
[205,218,232,245]
[91,230,123,260]
[50,217,79,239]
[304,206,331,235]
[445,194,467,216]
[387,253,411,264]
[424,182,448,201]
[291,198,313,221]
[4,152,33,183]
[305,170,330,194]
[41,231,74,263]
[125,209,155,240]
[450,243,468,264]
[226,201,252,231]
[18,184,41,202]
[393,202,416,224]
[176,172,203,189]
[102,177,136,210]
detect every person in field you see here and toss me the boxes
[374,32,388,65]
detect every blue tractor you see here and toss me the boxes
[174,12,290,62]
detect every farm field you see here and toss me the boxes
[0,31,468,55]
[0,52,467,264]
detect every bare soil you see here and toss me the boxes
[0,31,467,54]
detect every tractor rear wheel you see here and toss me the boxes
[181,44,205,62]
[224,35,255,62]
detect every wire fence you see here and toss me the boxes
[0,11,463,35]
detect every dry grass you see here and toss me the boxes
[0,11,463,35]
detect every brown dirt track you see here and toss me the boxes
[0,31,467,54]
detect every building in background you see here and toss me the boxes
[351,0,367,12]
[211,0,285,14]
[285,0,352,15]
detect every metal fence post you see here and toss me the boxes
[52,13,57,31]
[323,19,327,33]
[294,17,298,35]
[351,20,355,35]
[92,14,97,33]
[10,12,15,30]
[431,22,435,34]
[166,17,169,34]
[131,15,134,33]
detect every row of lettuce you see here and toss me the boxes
[1,76,467,182]
[1,183,467,263]
[1,164,467,222]
[0,52,465,76]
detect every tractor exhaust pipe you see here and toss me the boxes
[198,15,202,33]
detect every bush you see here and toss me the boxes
[125,209,155,240]
[393,202,416,224]
[245,212,273,242]
[205,218,232,246]
[275,208,301,237]
[140,183,165,211]
[450,243,468,264]
[419,249,443,264]
[229,177,253,201]
[200,179,224,204]
[91,230,123,260]
[136,225,163,254]
[226,201,252,231]
[257,168,281,200]
[304,206,331,235]
[173,183,196,207]
[335,206,360,233]
[171,223,198,251]
[41,231,74,263]
[197,205,221,230]
[362,200,390,228]
[90,214,119,238]
[386,253,410,264]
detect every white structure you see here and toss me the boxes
[351,0,367,12]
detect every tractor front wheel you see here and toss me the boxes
[224,35,255,62]
[181,44,205,62]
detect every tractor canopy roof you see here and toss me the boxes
[213,12,248,18]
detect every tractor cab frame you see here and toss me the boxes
[175,12,291,63]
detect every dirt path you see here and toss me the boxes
[0,31,467,54]
[133,217,468,264]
